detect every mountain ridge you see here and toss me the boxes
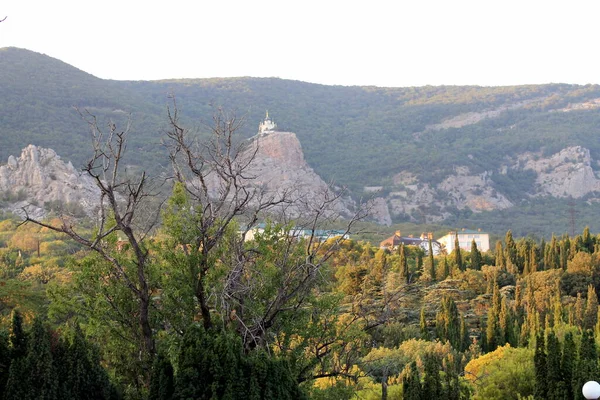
[3,47,600,235]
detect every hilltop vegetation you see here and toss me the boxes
[3,47,600,236]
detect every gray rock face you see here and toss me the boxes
[373,146,600,224]
[0,145,100,218]
[204,131,355,219]
[519,146,600,198]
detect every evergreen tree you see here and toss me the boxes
[495,240,505,270]
[402,362,422,400]
[420,307,429,340]
[534,334,547,400]
[421,354,442,399]
[583,226,594,253]
[436,297,460,349]
[504,230,517,272]
[486,283,502,351]
[573,330,598,400]
[559,238,569,270]
[470,239,481,270]
[428,237,435,281]
[584,284,599,329]
[460,316,470,352]
[149,353,175,400]
[453,234,463,271]
[575,293,585,328]
[539,237,546,270]
[8,309,26,360]
[0,331,10,397]
[398,244,409,284]
[562,332,576,400]
[442,256,450,279]
[546,332,566,400]
[5,317,58,400]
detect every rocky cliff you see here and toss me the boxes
[219,131,355,218]
[0,145,100,219]
[372,145,600,224]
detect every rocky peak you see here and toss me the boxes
[0,144,100,219]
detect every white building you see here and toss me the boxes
[258,111,277,134]
[437,229,490,253]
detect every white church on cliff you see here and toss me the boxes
[258,111,277,135]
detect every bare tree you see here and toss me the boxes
[0,17,6,23]
[22,112,159,363]
[164,105,300,330]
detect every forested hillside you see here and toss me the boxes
[3,47,600,236]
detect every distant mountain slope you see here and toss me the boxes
[3,47,600,235]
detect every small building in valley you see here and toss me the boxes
[437,229,490,253]
[379,231,442,255]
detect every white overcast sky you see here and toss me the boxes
[1,0,599,87]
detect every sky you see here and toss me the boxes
[1,0,599,87]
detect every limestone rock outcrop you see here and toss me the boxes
[0,145,100,218]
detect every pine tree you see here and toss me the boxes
[470,239,481,270]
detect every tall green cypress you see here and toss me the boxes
[583,226,594,253]
[149,353,174,400]
[442,256,450,279]
[402,361,422,400]
[436,297,461,349]
[453,234,464,271]
[495,240,505,270]
[398,244,409,284]
[8,309,26,360]
[561,332,575,400]
[470,239,481,270]
[546,332,565,400]
[573,330,598,399]
[428,237,435,280]
[534,334,547,400]
[486,283,502,351]
[584,285,599,329]
[420,307,429,340]
[422,354,442,399]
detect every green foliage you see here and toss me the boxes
[173,325,305,400]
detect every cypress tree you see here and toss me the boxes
[534,334,547,400]
[436,297,461,349]
[559,239,569,270]
[0,331,10,397]
[402,361,422,400]
[495,241,505,270]
[149,353,175,400]
[460,316,470,352]
[539,237,546,270]
[546,332,565,400]
[428,237,435,280]
[420,307,429,340]
[562,332,575,400]
[573,330,598,399]
[583,226,594,253]
[470,239,481,270]
[575,293,585,328]
[453,234,464,271]
[442,256,450,279]
[504,230,517,270]
[8,309,26,360]
[486,283,501,351]
[584,284,599,329]
[422,354,442,399]
[398,244,409,284]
